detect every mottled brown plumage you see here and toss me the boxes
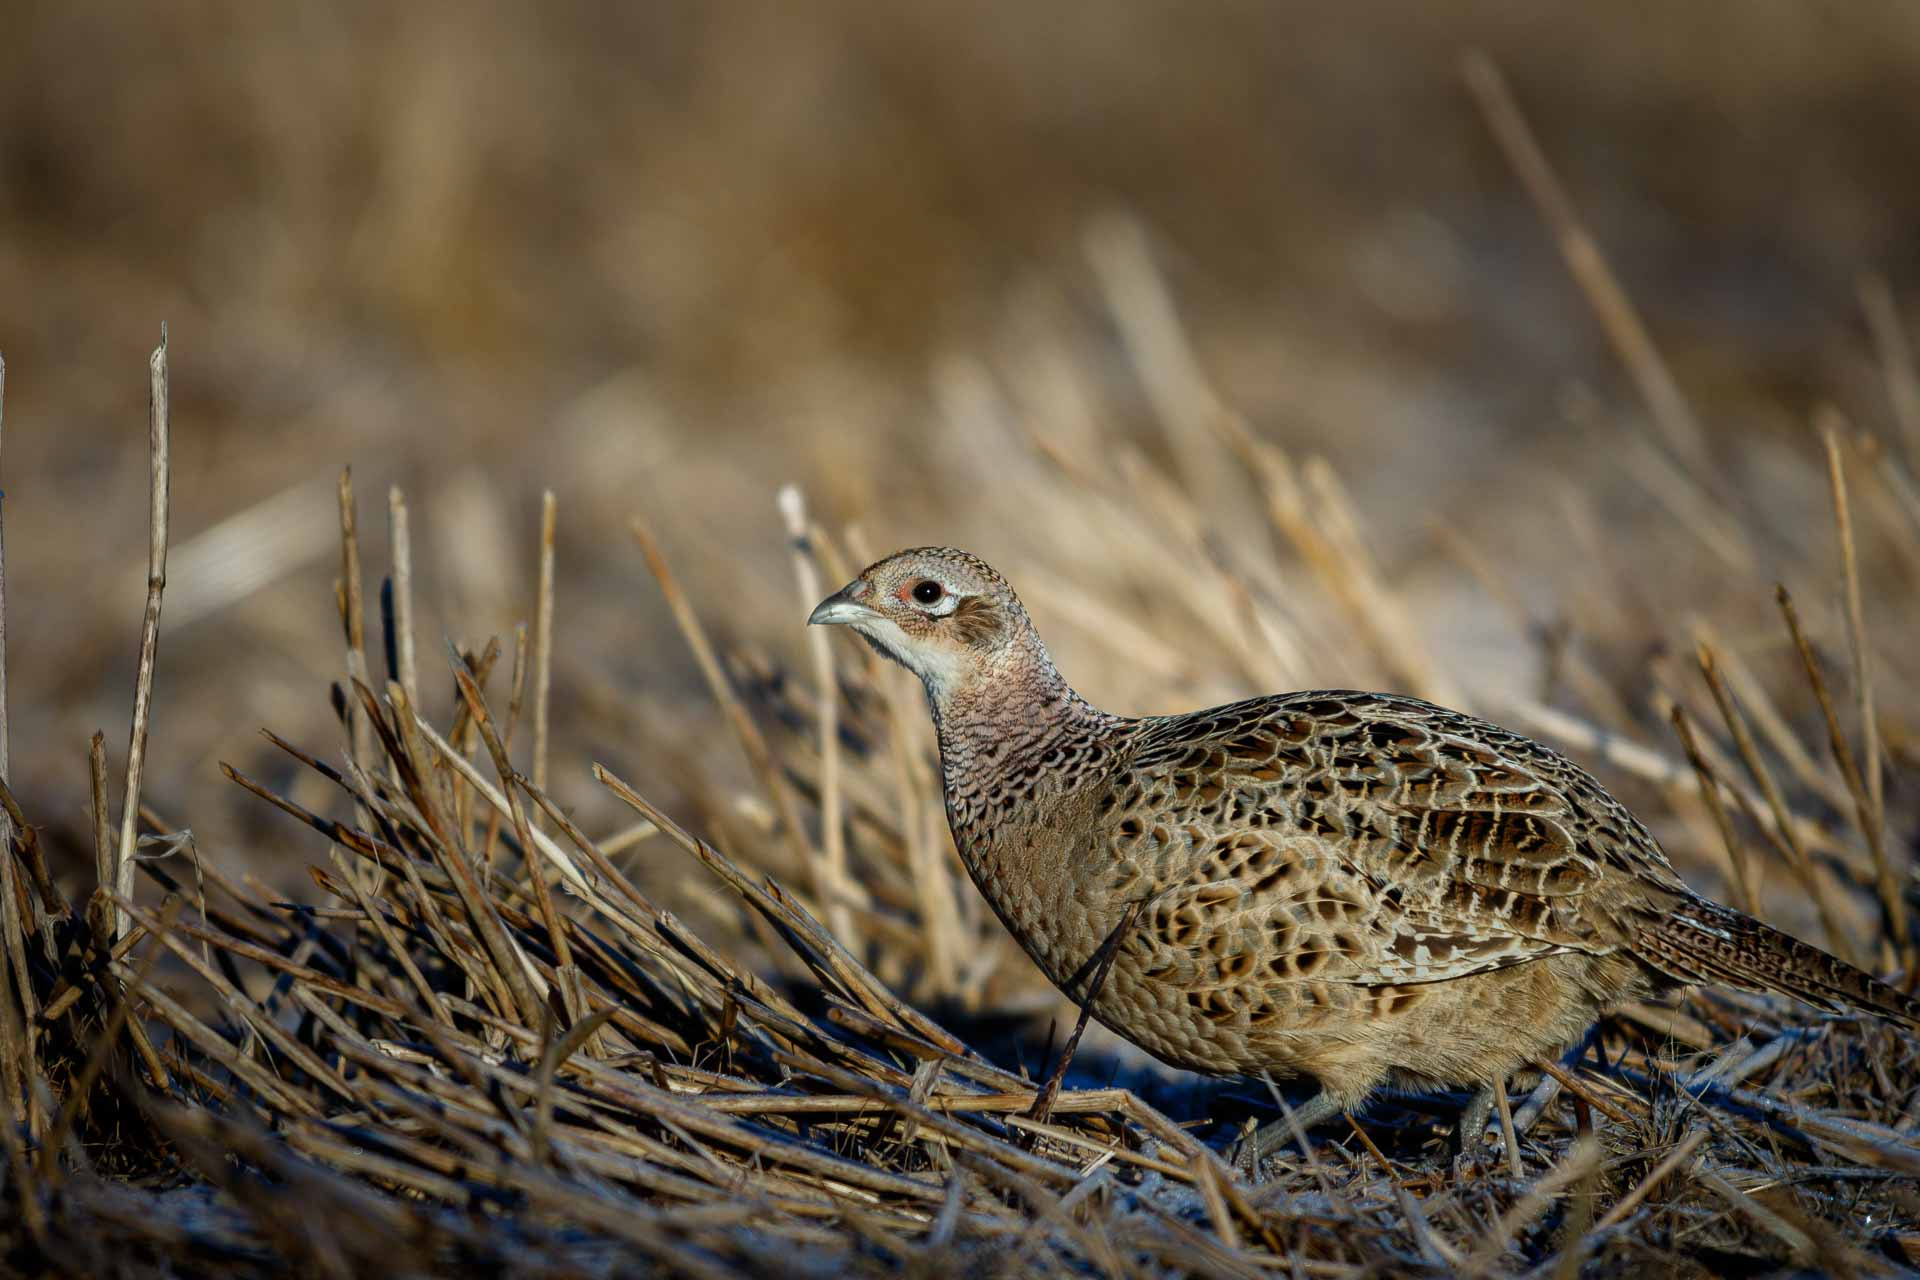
[809,547,1920,1158]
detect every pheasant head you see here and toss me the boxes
[810,545,1121,825]
[807,547,1048,704]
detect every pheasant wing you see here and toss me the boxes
[1109,692,1644,994]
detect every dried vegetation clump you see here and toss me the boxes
[4,55,1920,1280]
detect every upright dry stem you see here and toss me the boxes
[1777,585,1909,970]
[0,350,9,831]
[1669,704,1758,916]
[88,732,114,943]
[629,515,816,878]
[115,330,171,935]
[532,490,556,833]
[778,484,857,950]
[1464,52,1708,472]
[1695,643,1858,964]
[387,485,418,708]
[0,349,17,1124]
[1820,421,1884,832]
[337,468,375,882]
[1861,275,1920,459]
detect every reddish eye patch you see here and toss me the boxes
[902,580,946,606]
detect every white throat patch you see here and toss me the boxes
[851,614,970,695]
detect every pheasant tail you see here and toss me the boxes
[1636,896,1920,1031]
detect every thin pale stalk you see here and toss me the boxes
[1081,215,1267,603]
[337,467,375,886]
[1777,585,1910,971]
[449,634,501,852]
[1861,275,1920,460]
[0,352,19,1130]
[0,985,37,1231]
[1697,619,1852,815]
[0,794,27,1090]
[779,484,857,950]
[1594,1128,1707,1230]
[408,709,595,897]
[38,899,180,1183]
[1696,642,1859,964]
[352,679,547,1023]
[1670,704,1759,916]
[1461,1136,1601,1277]
[532,490,556,834]
[115,331,170,934]
[449,651,573,971]
[387,485,418,708]
[1821,421,1885,836]
[325,845,453,1027]
[629,516,815,876]
[87,731,115,943]
[1463,53,1708,470]
[1618,432,1754,574]
[483,621,530,871]
[1493,1075,1522,1180]
[0,349,9,917]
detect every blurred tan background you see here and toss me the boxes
[2,1,1918,933]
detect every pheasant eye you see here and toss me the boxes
[911,580,944,606]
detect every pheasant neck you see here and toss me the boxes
[923,630,1126,819]
[921,633,1128,984]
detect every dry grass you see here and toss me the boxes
[4,14,1920,1276]
[4,178,1920,1278]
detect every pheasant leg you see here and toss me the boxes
[1455,1084,1496,1159]
[1231,1089,1346,1174]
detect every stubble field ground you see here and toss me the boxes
[2,4,1920,1274]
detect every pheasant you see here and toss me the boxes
[808,546,1920,1164]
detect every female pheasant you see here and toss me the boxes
[809,547,1920,1163]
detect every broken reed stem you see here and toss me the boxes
[1669,704,1759,916]
[1083,213,1241,509]
[449,649,573,972]
[1463,1136,1602,1277]
[349,678,548,1023]
[0,979,29,1178]
[39,899,181,1184]
[1861,275,1920,460]
[1696,620,1853,814]
[0,349,20,1125]
[1776,585,1911,971]
[1694,642,1859,965]
[1595,1128,1707,1231]
[115,329,171,936]
[1820,421,1884,835]
[1493,1076,1522,1180]
[406,708,594,897]
[388,486,418,708]
[1532,1058,1637,1126]
[778,484,857,950]
[629,516,816,878]
[337,468,376,880]
[450,635,502,851]
[532,489,556,834]
[1462,52,1708,471]
[483,622,531,872]
[88,732,114,943]
[0,349,9,861]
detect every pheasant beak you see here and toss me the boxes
[808,583,878,627]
